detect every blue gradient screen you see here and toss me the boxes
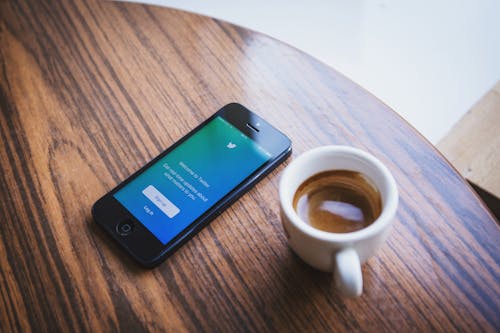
[114,116,271,244]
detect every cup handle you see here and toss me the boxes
[333,248,363,297]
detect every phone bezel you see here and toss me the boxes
[92,103,291,267]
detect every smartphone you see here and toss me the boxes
[92,103,291,267]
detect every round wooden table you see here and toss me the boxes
[1,1,498,332]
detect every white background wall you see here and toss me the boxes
[123,0,500,144]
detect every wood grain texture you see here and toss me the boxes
[0,0,499,332]
[438,81,500,199]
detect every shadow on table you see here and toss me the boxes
[246,249,353,330]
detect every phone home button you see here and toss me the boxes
[116,220,135,236]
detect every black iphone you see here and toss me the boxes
[92,103,291,267]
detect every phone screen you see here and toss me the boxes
[113,116,272,245]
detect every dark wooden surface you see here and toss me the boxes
[1,0,499,332]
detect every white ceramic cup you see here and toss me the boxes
[279,146,398,297]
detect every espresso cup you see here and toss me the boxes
[279,146,398,297]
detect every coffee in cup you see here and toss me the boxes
[293,170,382,234]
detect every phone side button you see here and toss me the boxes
[116,220,135,236]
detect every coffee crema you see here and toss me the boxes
[293,170,382,233]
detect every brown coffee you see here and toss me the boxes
[293,170,382,233]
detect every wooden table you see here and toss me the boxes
[1,1,498,332]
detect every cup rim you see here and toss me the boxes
[279,145,398,242]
